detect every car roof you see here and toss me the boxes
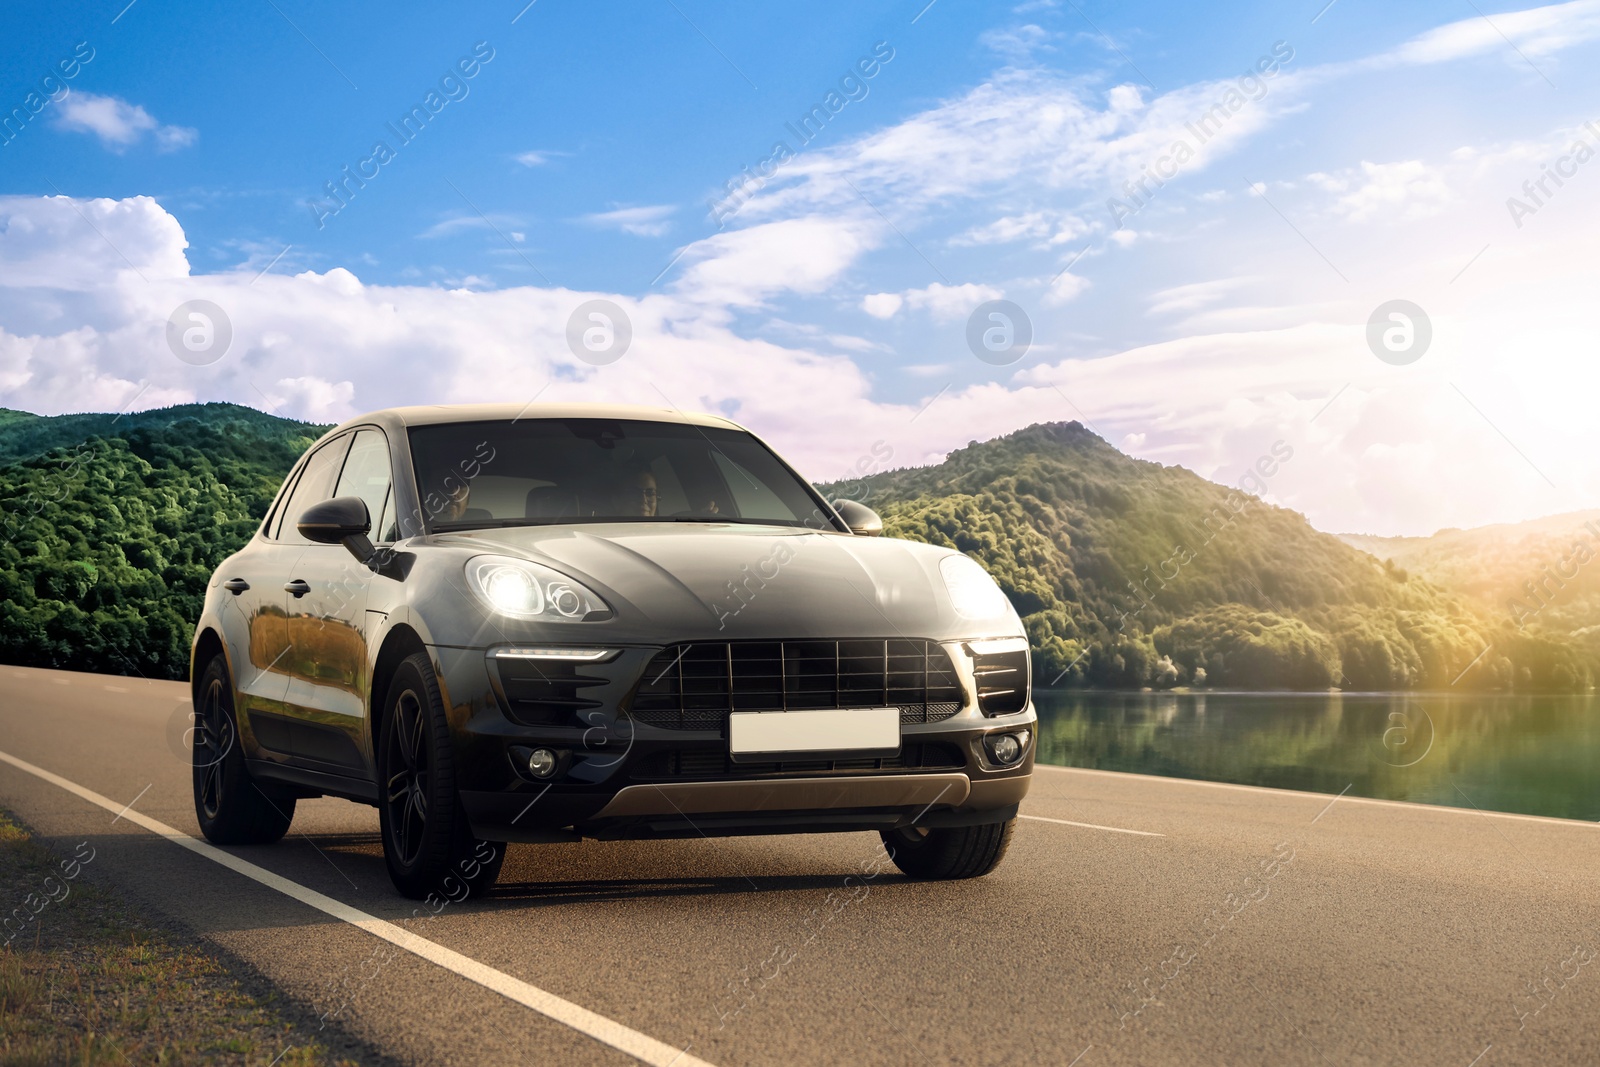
[331,402,746,435]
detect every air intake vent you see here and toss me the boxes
[630,742,966,780]
[490,657,607,727]
[631,639,965,731]
[972,647,1029,716]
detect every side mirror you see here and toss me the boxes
[832,499,883,537]
[297,496,375,564]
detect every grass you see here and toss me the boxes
[0,809,355,1065]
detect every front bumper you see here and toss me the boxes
[433,640,1036,842]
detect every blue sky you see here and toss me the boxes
[3,0,1600,534]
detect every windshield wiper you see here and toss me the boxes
[431,518,565,531]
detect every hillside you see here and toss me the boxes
[1340,512,1600,637]
[819,422,1596,692]
[0,404,329,679]
[0,407,1594,690]
[0,403,321,467]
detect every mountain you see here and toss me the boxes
[818,422,1596,692]
[0,406,1593,691]
[0,403,322,467]
[0,404,329,679]
[1339,512,1600,639]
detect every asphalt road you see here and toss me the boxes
[2,665,1597,1066]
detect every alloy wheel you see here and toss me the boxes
[385,688,430,866]
[196,676,233,820]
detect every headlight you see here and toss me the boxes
[465,555,610,621]
[939,554,1014,620]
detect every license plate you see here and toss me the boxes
[728,707,900,759]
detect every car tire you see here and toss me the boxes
[881,818,1015,880]
[378,652,506,900]
[193,654,296,845]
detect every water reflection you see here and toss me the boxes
[1033,690,1600,821]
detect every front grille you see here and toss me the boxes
[630,639,965,730]
[491,657,607,727]
[630,742,967,781]
[973,648,1029,716]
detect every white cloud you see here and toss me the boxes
[1043,271,1089,306]
[1148,277,1259,316]
[3,191,1600,537]
[950,210,1089,247]
[861,292,903,319]
[52,93,196,152]
[671,215,881,307]
[1308,160,1455,222]
[0,195,189,292]
[860,282,1004,322]
[580,204,677,237]
[1386,0,1600,65]
[980,24,1057,62]
[418,214,523,240]
[515,150,554,167]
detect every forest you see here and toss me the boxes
[1,406,1595,690]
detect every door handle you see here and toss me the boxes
[223,578,250,595]
[284,579,311,598]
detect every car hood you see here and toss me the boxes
[431,523,1016,643]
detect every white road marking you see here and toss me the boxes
[1020,814,1164,837]
[1034,764,1600,830]
[0,747,717,1067]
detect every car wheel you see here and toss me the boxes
[193,654,296,845]
[880,818,1015,880]
[378,652,506,900]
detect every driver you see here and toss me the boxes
[612,465,658,517]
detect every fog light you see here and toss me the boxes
[527,748,559,778]
[986,733,1025,766]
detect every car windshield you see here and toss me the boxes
[407,418,841,532]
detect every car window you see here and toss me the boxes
[711,451,797,524]
[274,435,353,544]
[333,429,394,541]
[405,419,837,530]
[376,485,397,544]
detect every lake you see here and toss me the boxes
[1032,689,1600,821]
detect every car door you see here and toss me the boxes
[279,427,394,775]
[243,432,360,769]
[215,533,300,722]
[221,438,345,727]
